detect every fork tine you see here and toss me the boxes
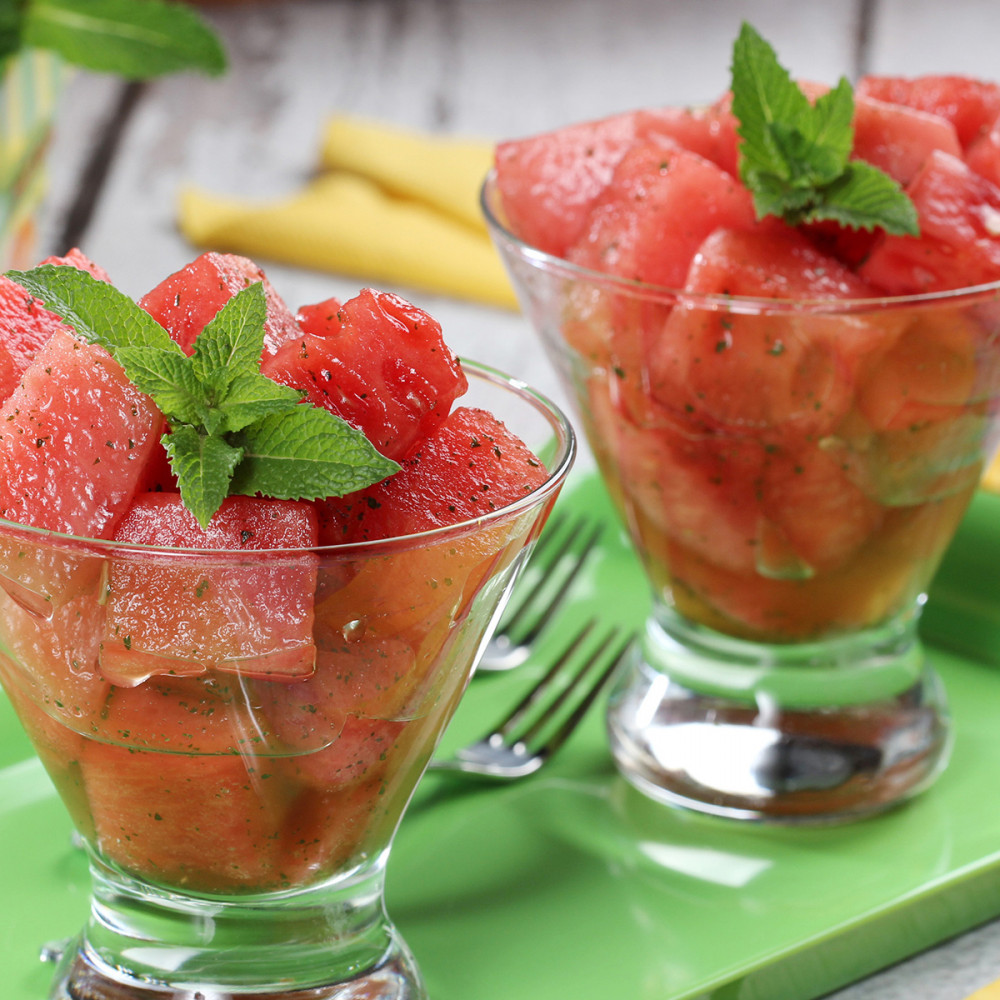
[527,630,634,763]
[494,619,599,738]
[506,625,632,755]
[497,517,603,647]
[430,623,638,780]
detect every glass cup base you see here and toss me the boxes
[43,853,426,1000]
[605,618,952,824]
[48,941,422,1000]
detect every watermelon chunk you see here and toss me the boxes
[851,94,962,186]
[567,143,756,287]
[314,407,549,711]
[139,252,301,356]
[648,227,895,439]
[295,295,343,337]
[38,248,112,283]
[0,247,110,384]
[324,405,548,541]
[857,74,1000,148]
[0,329,161,613]
[81,737,296,893]
[101,495,318,685]
[860,150,1000,294]
[263,288,467,462]
[493,111,641,257]
[635,101,740,177]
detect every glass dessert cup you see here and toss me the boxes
[0,362,574,1000]
[483,173,1000,823]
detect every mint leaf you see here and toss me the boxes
[213,371,302,436]
[731,22,919,235]
[191,282,268,388]
[0,0,24,62]
[6,264,401,530]
[23,0,226,79]
[812,160,920,233]
[164,425,242,530]
[230,407,398,501]
[114,345,209,427]
[7,264,184,356]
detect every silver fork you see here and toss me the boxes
[477,513,604,672]
[430,620,635,780]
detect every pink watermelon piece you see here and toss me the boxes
[263,288,467,463]
[81,736,295,893]
[860,150,1000,294]
[0,247,110,385]
[323,405,548,542]
[139,252,301,356]
[852,94,963,186]
[101,494,318,685]
[566,143,756,287]
[0,328,161,613]
[648,226,892,439]
[857,74,1000,149]
[494,111,641,256]
[635,100,740,177]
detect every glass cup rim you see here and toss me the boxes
[0,359,576,559]
[480,168,1000,314]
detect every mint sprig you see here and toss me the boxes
[7,265,400,529]
[17,0,226,79]
[731,22,919,235]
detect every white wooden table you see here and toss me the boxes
[33,1,1000,996]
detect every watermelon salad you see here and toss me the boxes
[491,68,1000,642]
[0,250,553,893]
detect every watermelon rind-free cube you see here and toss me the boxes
[0,329,161,614]
[101,495,319,685]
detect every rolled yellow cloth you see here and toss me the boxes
[964,978,1000,999]
[319,116,493,234]
[178,116,516,309]
[983,449,1000,493]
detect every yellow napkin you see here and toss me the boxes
[966,979,1000,999]
[178,116,517,309]
[983,450,1000,493]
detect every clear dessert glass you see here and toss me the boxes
[0,362,574,1000]
[484,172,1000,822]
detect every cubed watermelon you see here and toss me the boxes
[635,100,740,177]
[566,144,756,288]
[493,111,641,257]
[81,738,296,893]
[860,150,1000,293]
[323,405,547,541]
[851,94,962,186]
[263,288,467,462]
[0,329,161,613]
[101,495,318,685]
[648,227,895,439]
[857,74,1000,149]
[0,247,110,387]
[139,252,301,356]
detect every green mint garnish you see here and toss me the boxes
[7,265,400,529]
[730,22,919,235]
[18,0,226,79]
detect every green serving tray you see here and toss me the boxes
[4,474,1000,1000]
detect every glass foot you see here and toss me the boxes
[44,854,426,1000]
[49,940,422,999]
[606,625,951,823]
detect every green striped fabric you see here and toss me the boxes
[0,49,66,267]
